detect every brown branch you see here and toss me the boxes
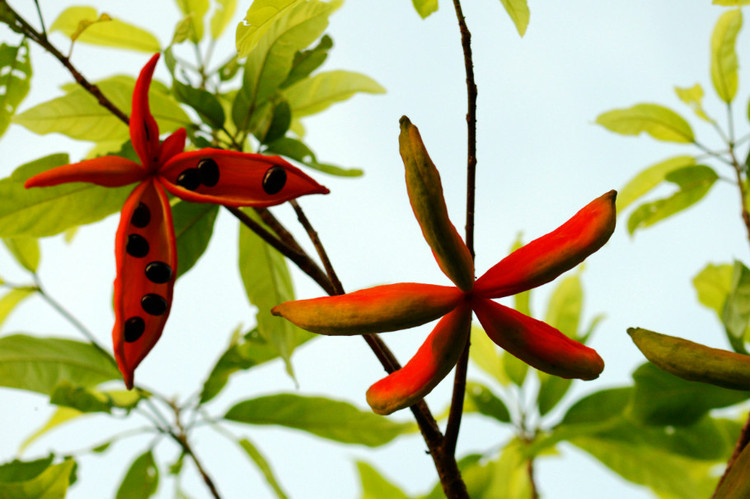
[444,0,478,466]
[171,402,222,499]
[713,411,750,497]
[290,200,344,294]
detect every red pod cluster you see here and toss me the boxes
[272,118,617,415]
[26,54,329,388]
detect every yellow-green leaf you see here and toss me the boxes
[0,458,75,498]
[0,288,35,329]
[693,263,734,317]
[236,0,299,57]
[714,0,750,4]
[50,6,160,53]
[2,237,40,273]
[19,407,83,453]
[283,70,385,117]
[498,0,530,36]
[211,0,238,38]
[674,84,711,122]
[174,0,209,42]
[411,0,438,19]
[618,155,696,212]
[0,41,32,138]
[711,9,742,103]
[596,103,695,143]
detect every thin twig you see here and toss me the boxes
[32,0,46,38]
[444,0,478,464]
[290,200,344,294]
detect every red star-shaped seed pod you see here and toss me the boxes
[26,54,329,389]
[272,117,615,415]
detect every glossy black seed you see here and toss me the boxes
[262,165,287,195]
[141,294,168,316]
[124,317,145,342]
[145,261,172,284]
[131,203,151,228]
[176,168,201,191]
[126,234,149,258]
[198,158,220,187]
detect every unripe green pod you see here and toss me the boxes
[628,327,750,390]
[399,116,474,292]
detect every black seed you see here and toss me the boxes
[141,294,168,316]
[176,168,201,191]
[126,234,149,258]
[124,317,145,342]
[131,203,151,228]
[145,261,172,284]
[198,158,220,187]
[262,165,287,195]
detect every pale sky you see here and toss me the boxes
[0,1,745,498]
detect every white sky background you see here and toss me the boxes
[0,1,746,498]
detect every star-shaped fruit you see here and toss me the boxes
[25,54,329,388]
[272,117,615,415]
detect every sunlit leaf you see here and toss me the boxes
[237,438,288,499]
[171,201,219,279]
[357,461,410,499]
[0,458,74,499]
[50,7,160,52]
[14,75,189,142]
[617,156,696,212]
[0,334,120,395]
[674,84,711,122]
[2,237,39,273]
[264,137,363,176]
[116,450,159,499]
[174,0,209,42]
[0,287,35,329]
[284,70,385,118]
[498,0,530,36]
[711,9,742,103]
[694,262,733,317]
[596,103,695,143]
[225,393,413,446]
[411,0,438,19]
[0,40,31,138]
[714,0,750,4]
[627,165,718,234]
[468,324,508,385]
[631,362,749,426]
[211,0,238,38]
[20,407,83,453]
[171,16,193,45]
[0,154,130,238]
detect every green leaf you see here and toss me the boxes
[116,450,159,499]
[723,260,750,352]
[714,0,750,4]
[411,0,438,19]
[264,137,363,176]
[20,407,83,453]
[536,374,572,416]
[284,70,385,118]
[262,99,292,144]
[173,79,226,129]
[617,155,696,212]
[171,16,193,45]
[281,35,333,89]
[631,362,749,426]
[694,262,734,318]
[3,237,40,273]
[596,103,695,143]
[171,201,219,279]
[562,387,632,425]
[503,352,528,387]
[236,438,289,499]
[224,393,413,446]
[0,458,74,499]
[627,165,718,235]
[711,9,742,103]
[174,0,209,42]
[0,456,54,483]
[713,438,750,497]
[674,84,711,122]
[199,326,313,403]
[464,381,511,423]
[0,154,130,238]
[14,75,189,142]
[238,209,311,376]
[0,287,35,329]
[468,324,508,385]
[357,461,410,499]
[0,41,31,138]
[498,0,530,36]
[0,334,120,395]
[570,434,717,499]
[210,0,238,38]
[49,380,115,413]
[50,7,160,53]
